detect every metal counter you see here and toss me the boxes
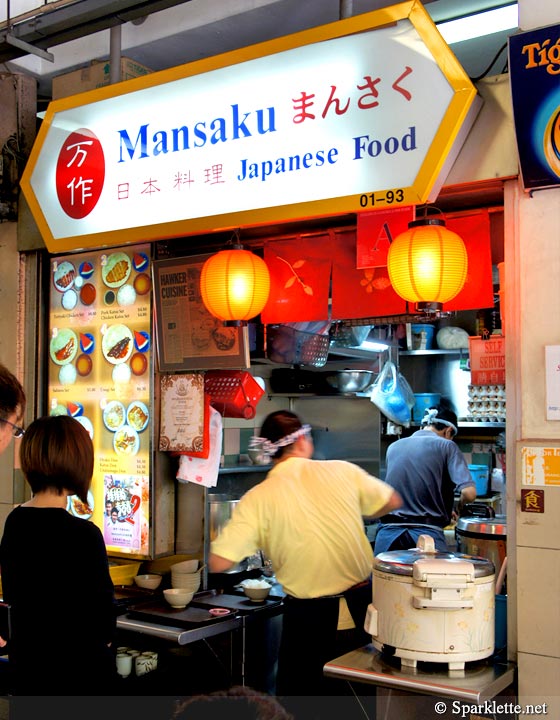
[116,612,242,644]
[324,645,516,703]
[116,593,283,691]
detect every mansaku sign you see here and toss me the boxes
[21,0,478,253]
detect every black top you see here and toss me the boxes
[0,506,117,695]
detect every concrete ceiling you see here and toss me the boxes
[1,0,517,101]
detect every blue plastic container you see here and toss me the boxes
[410,324,435,350]
[469,464,489,496]
[412,393,441,423]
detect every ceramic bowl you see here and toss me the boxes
[133,573,162,590]
[170,559,199,573]
[243,585,271,602]
[171,573,201,592]
[163,588,194,609]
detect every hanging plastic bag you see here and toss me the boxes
[369,360,414,427]
[176,407,223,487]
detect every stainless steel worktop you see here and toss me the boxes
[116,612,242,644]
[116,592,283,646]
[324,645,516,703]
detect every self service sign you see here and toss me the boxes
[21,1,477,253]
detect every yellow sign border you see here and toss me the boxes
[21,0,476,253]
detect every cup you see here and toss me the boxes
[143,650,158,671]
[135,652,157,676]
[116,652,132,678]
[127,650,140,672]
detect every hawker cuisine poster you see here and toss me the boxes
[48,244,152,556]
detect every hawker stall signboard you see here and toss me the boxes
[48,245,152,556]
[21,1,478,253]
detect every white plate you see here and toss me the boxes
[102,324,134,365]
[127,401,150,432]
[102,252,132,288]
[67,490,94,520]
[53,261,76,292]
[75,415,94,439]
[50,329,78,366]
[113,425,139,456]
[103,401,126,432]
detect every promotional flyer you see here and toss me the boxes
[48,244,152,556]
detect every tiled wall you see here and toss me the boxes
[220,386,289,467]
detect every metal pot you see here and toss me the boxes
[208,495,264,574]
[365,535,495,670]
[456,505,507,584]
[209,495,239,542]
[325,370,375,393]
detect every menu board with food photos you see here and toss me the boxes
[48,245,152,557]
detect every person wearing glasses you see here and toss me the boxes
[0,364,25,651]
[209,410,401,697]
[374,404,476,555]
[0,363,26,455]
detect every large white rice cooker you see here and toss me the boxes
[365,535,495,670]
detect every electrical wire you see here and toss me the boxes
[470,41,508,82]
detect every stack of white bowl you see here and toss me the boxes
[170,560,201,593]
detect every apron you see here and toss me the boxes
[275,580,372,696]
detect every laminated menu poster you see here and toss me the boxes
[103,474,148,551]
[159,373,207,454]
[152,255,249,371]
[48,244,152,557]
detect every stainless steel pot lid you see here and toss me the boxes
[456,514,507,537]
[373,548,495,577]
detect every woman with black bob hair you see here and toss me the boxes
[0,415,118,696]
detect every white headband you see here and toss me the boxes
[421,408,457,436]
[251,424,312,459]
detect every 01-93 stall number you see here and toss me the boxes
[359,189,404,207]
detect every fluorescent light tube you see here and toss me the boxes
[360,340,391,353]
[437,4,518,44]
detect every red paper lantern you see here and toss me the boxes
[200,248,270,323]
[387,218,468,312]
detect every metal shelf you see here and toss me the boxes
[218,465,271,474]
[267,392,370,398]
[458,422,505,428]
[399,349,464,356]
[408,421,505,429]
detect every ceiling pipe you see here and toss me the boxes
[110,24,122,83]
[339,0,353,19]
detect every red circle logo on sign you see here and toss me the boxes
[56,128,105,219]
